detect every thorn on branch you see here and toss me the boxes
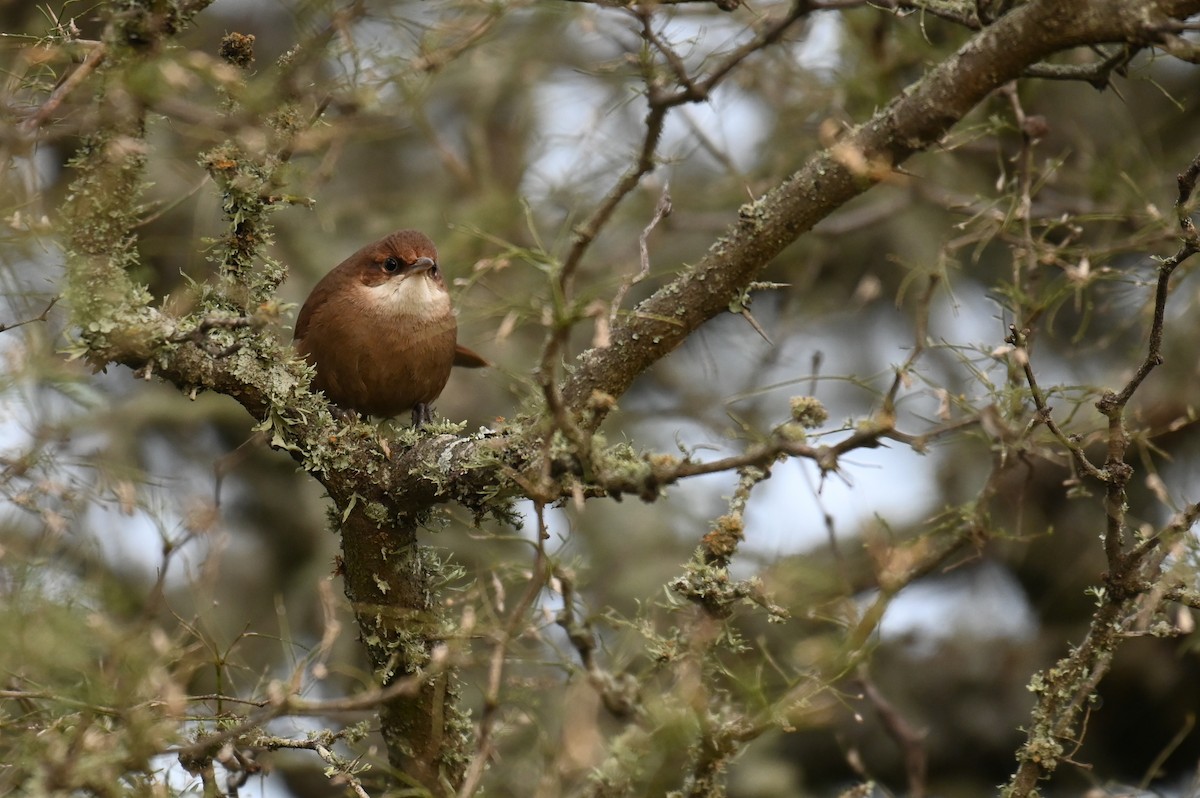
[729,282,788,345]
[1023,45,1140,90]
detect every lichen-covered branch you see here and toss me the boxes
[1002,150,1200,796]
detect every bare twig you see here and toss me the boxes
[1004,153,1200,798]
[556,0,808,299]
[0,296,58,334]
[1006,325,1107,482]
[859,670,928,798]
[610,183,672,325]
[588,411,979,504]
[458,509,551,798]
[171,664,440,760]
[255,733,373,798]
[553,565,640,717]
[18,44,106,137]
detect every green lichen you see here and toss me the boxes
[63,131,155,343]
[438,672,474,775]
[670,549,788,623]
[789,395,829,428]
[775,421,808,443]
[365,501,390,527]
[593,440,655,498]
[200,142,283,309]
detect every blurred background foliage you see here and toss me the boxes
[2,0,1200,795]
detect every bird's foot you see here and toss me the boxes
[411,403,435,428]
[329,404,360,423]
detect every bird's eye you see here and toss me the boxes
[383,257,401,274]
[430,264,440,278]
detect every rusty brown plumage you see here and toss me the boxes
[294,229,487,425]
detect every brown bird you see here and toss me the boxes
[294,229,487,426]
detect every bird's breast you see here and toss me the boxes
[299,279,458,417]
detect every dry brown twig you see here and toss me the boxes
[18,43,106,138]
[0,296,58,334]
[859,670,929,798]
[1004,149,1200,798]
[609,183,672,326]
[458,506,552,798]
[555,0,809,300]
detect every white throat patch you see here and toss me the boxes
[367,275,450,319]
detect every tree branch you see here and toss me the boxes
[561,0,1200,423]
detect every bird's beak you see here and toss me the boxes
[408,257,436,276]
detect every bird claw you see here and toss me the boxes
[329,404,360,423]
[411,403,434,428]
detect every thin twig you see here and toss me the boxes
[610,183,672,325]
[859,670,928,798]
[556,0,808,299]
[882,274,940,417]
[171,664,438,760]
[0,296,58,334]
[412,9,503,73]
[257,736,373,798]
[588,412,980,504]
[19,44,106,137]
[1006,325,1106,481]
[1106,150,1200,410]
[556,564,639,716]
[458,510,550,798]
[999,82,1038,306]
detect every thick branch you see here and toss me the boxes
[561,0,1200,422]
